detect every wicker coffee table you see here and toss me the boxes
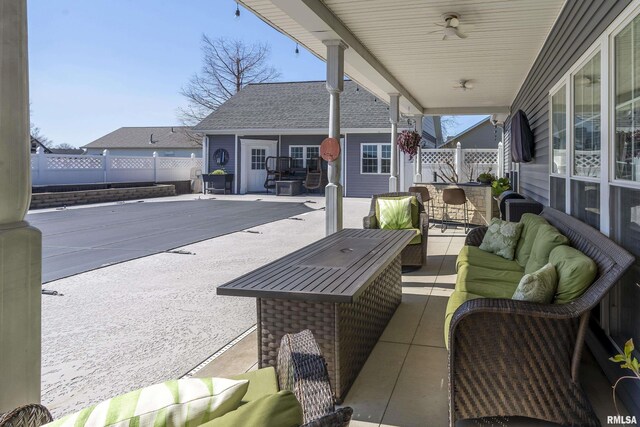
[217,228,415,402]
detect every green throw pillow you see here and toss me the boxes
[478,218,524,260]
[44,378,249,427]
[512,263,558,304]
[514,213,549,267]
[549,245,597,304]
[376,197,413,230]
[524,224,569,274]
[200,390,303,427]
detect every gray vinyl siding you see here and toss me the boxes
[442,120,502,149]
[346,133,391,198]
[507,0,632,204]
[207,134,235,174]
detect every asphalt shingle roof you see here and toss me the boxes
[83,127,201,149]
[193,81,392,131]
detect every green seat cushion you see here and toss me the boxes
[375,196,419,228]
[512,263,558,304]
[514,214,549,267]
[549,245,598,304]
[44,378,249,427]
[229,367,279,404]
[444,290,485,349]
[200,390,303,427]
[407,228,422,245]
[456,246,525,273]
[455,263,523,298]
[524,224,569,274]
[478,218,524,260]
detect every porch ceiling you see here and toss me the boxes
[239,0,566,115]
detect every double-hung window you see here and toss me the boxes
[361,143,391,174]
[289,145,320,169]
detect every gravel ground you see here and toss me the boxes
[40,194,370,416]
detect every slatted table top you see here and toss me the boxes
[217,228,415,303]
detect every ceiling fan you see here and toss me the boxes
[452,79,474,91]
[430,13,467,40]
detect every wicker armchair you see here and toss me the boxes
[363,192,428,267]
[448,207,635,427]
[0,330,351,427]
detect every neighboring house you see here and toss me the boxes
[441,117,503,149]
[193,80,440,197]
[49,147,85,155]
[30,136,52,154]
[421,116,443,148]
[82,126,202,157]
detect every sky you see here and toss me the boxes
[28,0,486,147]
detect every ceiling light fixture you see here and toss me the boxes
[235,2,240,18]
[295,43,299,56]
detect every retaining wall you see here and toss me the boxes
[30,184,176,209]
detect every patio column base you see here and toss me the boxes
[0,223,42,410]
[325,183,343,235]
[388,176,398,193]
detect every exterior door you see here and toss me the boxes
[240,139,277,194]
[247,147,268,192]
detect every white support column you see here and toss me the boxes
[497,141,504,179]
[324,40,347,236]
[413,115,423,183]
[455,142,463,182]
[152,151,158,183]
[103,149,110,183]
[389,93,400,192]
[0,0,42,410]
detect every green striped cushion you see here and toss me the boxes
[44,377,249,427]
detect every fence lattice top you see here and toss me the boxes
[421,149,455,164]
[46,156,103,170]
[463,150,498,165]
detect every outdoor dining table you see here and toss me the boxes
[217,228,415,402]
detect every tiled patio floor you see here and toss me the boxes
[195,225,627,427]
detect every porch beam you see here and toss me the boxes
[389,93,400,193]
[423,106,511,116]
[268,0,422,114]
[0,0,42,410]
[324,39,346,236]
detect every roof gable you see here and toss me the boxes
[83,127,201,149]
[193,81,394,131]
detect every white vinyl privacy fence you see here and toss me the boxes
[31,148,203,186]
[420,142,504,183]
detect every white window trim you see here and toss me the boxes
[360,143,391,175]
[546,0,640,335]
[289,145,320,169]
[549,84,567,179]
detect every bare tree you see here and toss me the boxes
[50,143,77,150]
[440,116,460,141]
[178,36,281,127]
[30,123,52,146]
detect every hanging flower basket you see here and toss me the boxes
[397,130,422,160]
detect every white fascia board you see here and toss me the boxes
[268,0,423,115]
[423,106,511,116]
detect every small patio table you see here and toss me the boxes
[217,228,415,402]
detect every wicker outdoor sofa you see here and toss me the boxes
[0,330,352,427]
[447,207,635,426]
[363,192,428,267]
